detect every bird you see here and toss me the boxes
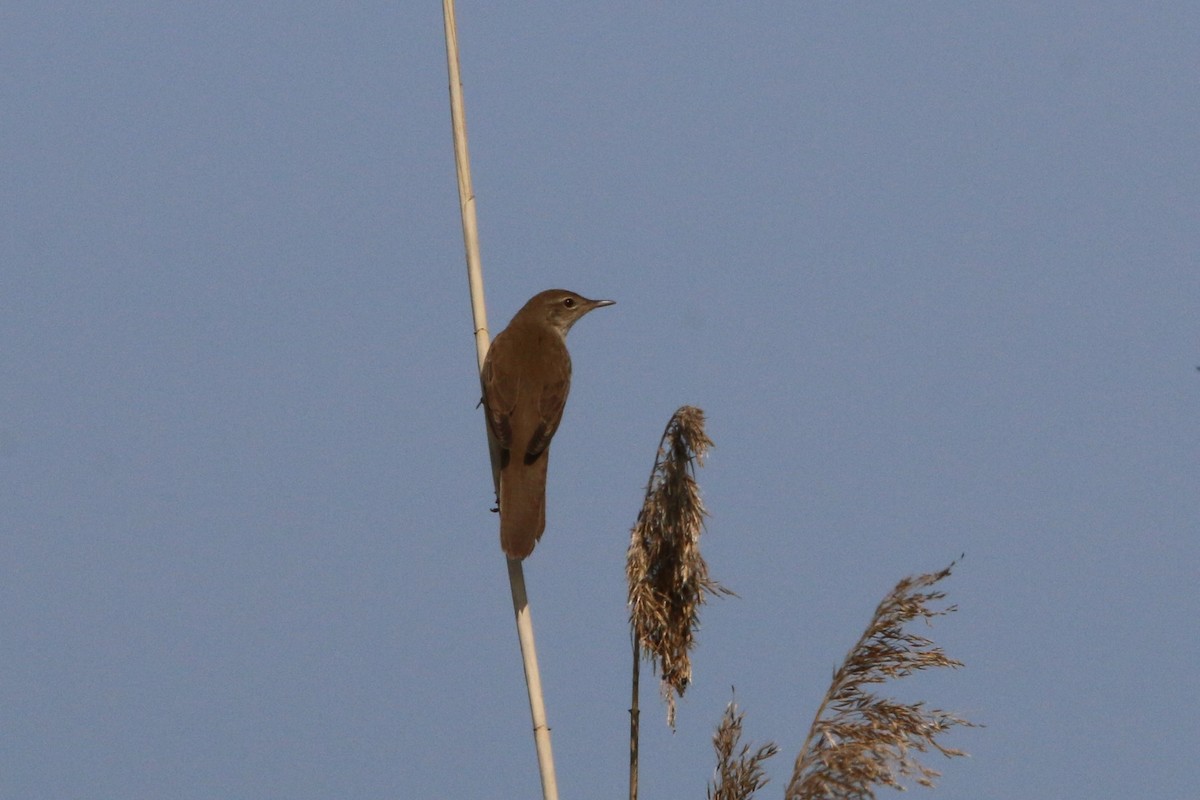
[480,289,615,559]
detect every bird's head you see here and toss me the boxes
[517,289,615,336]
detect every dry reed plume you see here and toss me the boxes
[708,698,780,800]
[626,406,731,728]
[783,560,975,800]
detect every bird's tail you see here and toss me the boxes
[499,452,549,559]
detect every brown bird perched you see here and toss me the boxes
[481,289,615,559]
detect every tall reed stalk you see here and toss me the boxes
[442,3,557,797]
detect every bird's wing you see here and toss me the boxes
[480,336,515,449]
[526,348,571,460]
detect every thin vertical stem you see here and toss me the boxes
[442,2,558,798]
[629,636,640,800]
[509,558,559,800]
[442,0,489,369]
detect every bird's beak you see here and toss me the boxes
[590,299,616,309]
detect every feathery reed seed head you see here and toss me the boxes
[626,406,731,727]
[785,561,976,800]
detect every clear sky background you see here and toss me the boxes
[2,4,1197,799]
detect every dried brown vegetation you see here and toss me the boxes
[704,564,972,800]
[623,407,973,800]
[708,699,780,800]
[626,406,731,728]
[783,561,975,800]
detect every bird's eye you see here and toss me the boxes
[563,298,576,308]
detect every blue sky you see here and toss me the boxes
[2,3,1197,798]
